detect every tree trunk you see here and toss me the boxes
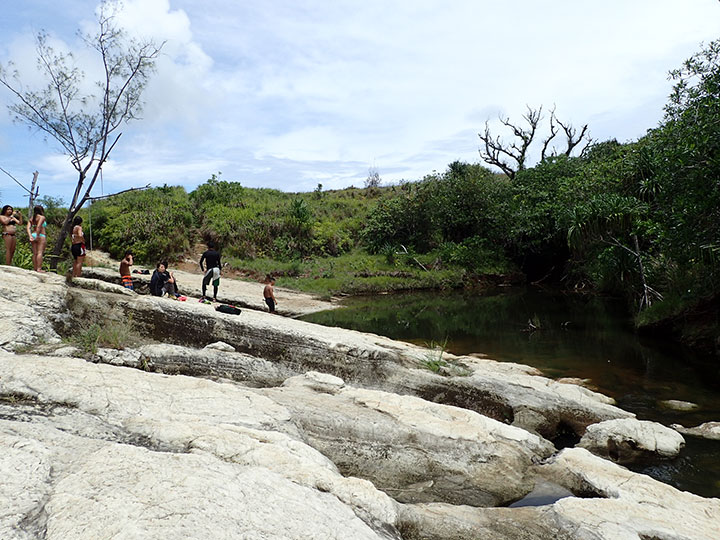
[49,210,79,270]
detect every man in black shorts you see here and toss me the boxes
[199,241,221,302]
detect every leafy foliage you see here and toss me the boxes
[190,175,372,260]
[362,162,512,260]
[91,185,193,263]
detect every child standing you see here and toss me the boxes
[263,274,277,313]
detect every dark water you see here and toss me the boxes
[300,287,720,498]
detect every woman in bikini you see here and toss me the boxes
[0,204,22,266]
[71,216,86,277]
[27,205,47,272]
[1,205,23,265]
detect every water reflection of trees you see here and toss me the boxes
[301,288,719,418]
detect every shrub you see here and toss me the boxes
[67,318,139,355]
[312,220,353,256]
[438,236,511,274]
[91,186,194,263]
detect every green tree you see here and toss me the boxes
[648,38,720,263]
[362,162,511,257]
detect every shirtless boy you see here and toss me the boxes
[263,274,278,313]
[119,251,134,290]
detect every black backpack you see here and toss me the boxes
[215,304,241,315]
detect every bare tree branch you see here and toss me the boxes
[0,167,36,195]
[540,106,558,161]
[601,234,662,311]
[478,105,544,180]
[478,104,592,179]
[88,182,151,201]
[555,116,590,156]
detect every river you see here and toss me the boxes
[299,287,720,498]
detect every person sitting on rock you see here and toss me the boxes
[150,261,179,298]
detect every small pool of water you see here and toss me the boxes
[300,287,720,497]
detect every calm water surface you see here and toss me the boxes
[300,287,720,498]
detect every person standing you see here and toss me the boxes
[26,205,46,272]
[119,251,134,290]
[0,205,23,265]
[70,216,86,277]
[263,274,278,314]
[199,241,221,302]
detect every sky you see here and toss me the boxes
[0,0,718,206]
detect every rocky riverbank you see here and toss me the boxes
[1,265,718,539]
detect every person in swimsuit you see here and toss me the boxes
[26,205,46,272]
[1,205,23,266]
[70,216,86,277]
[119,250,134,290]
[263,274,278,313]
[199,241,221,302]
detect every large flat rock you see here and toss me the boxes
[2,264,719,539]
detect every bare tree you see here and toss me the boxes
[555,115,591,157]
[479,105,542,180]
[478,105,591,180]
[539,108,559,162]
[0,1,163,267]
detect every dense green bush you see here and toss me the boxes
[363,194,435,253]
[509,155,589,258]
[438,236,512,274]
[191,176,373,260]
[362,162,510,255]
[312,220,354,256]
[91,185,193,263]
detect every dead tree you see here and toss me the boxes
[479,105,543,180]
[540,108,559,162]
[479,105,591,180]
[555,115,591,156]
